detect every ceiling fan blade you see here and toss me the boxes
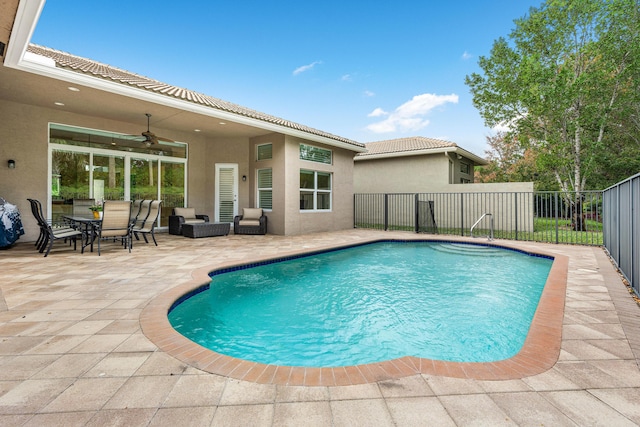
[125,114,174,145]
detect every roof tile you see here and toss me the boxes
[27,44,363,149]
[358,136,456,157]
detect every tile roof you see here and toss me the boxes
[357,136,457,157]
[26,44,364,149]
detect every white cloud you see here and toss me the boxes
[341,74,352,81]
[363,90,375,97]
[492,113,525,132]
[366,93,459,133]
[368,107,388,117]
[492,122,511,132]
[462,51,473,60]
[293,61,322,76]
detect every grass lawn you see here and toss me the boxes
[354,217,604,246]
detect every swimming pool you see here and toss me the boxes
[168,241,553,367]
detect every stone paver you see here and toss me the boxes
[0,230,638,426]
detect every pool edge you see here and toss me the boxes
[140,236,567,386]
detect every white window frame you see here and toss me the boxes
[299,169,332,212]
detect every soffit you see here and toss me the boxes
[0,63,268,139]
[0,0,20,47]
[10,44,365,149]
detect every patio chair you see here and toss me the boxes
[133,200,163,245]
[28,198,76,249]
[168,207,209,235]
[133,200,152,231]
[130,199,143,224]
[66,198,98,229]
[72,198,95,216]
[233,208,267,235]
[27,198,52,250]
[96,200,133,255]
[27,198,83,257]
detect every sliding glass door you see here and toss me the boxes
[160,162,185,227]
[51,150,90,221]
[49,123,187,227]
[130,158,159,201]
[93,154,125,201]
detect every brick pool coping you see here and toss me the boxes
[140,237,568,386]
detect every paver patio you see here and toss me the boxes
[1,229,639,426]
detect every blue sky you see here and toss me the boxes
[31,1,540,155]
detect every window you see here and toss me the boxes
[49,123,187,226]
[300,144,332,164]
[300,170,331,211]
[257,168,272,210]
[257,143,272,161]
[460,162,470,174]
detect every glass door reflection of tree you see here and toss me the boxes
[160,162,185,227]
[51,150,90,222]
[93,155,124,201]
[131,158,158,200]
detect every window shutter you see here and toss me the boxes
[218,168,235,222]
[257,169,272,209]
[257,144,272,160]
[299,144,332,164]
[258,168,272,188]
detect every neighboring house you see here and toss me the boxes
[354,137,489,193]
[0,0,366,241]
[353,136,535,235]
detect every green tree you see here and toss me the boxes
[466,0,640,195]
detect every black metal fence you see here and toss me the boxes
[603,173,640,294]
[354,190,604,246]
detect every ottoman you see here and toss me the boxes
[182,222,230,238]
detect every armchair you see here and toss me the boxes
[233,208,267,235]
[169,207,209,235]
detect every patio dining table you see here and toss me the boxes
[62,215,101,252]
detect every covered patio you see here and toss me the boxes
[1,230,640,426]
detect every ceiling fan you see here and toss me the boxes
[136,113,174,146]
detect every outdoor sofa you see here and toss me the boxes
[168,207,209,235]
[233,208,267,235]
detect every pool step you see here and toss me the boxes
[430,243,509,256]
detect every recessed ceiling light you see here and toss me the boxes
[54,102,65,106]
[67,86,80,92]
[194,129,201,132]
[219,122,226,125]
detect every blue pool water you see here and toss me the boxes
[168,241,553,367]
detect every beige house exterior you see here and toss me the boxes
[0,0,366,241]
[353,137,535,233]
[353,137,489,193]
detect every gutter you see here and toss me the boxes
[355,146,488,165]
